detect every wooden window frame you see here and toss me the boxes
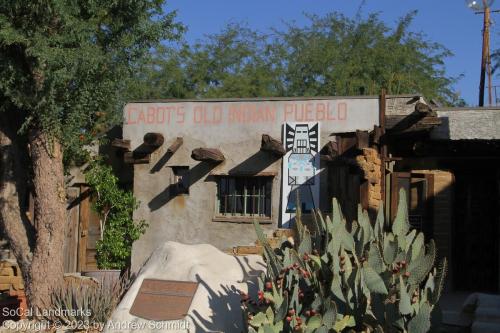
[213,176,273,224]
[171,166,189,196]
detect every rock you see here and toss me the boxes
[63,273,98,288]
[105,242,265,333]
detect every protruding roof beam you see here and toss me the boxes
[260,134,285,156]
[167,137,183,154]
[191,148,225,163]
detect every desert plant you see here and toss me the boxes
[245,189,447,333]
[46,274,131,327]
[85,161,147,270]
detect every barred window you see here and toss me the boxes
[216,177,272,218]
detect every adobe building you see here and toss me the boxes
[108,95,499,294]
[120,96,380,271]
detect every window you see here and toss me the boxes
[216,177,272,218]
[171,166,189,195]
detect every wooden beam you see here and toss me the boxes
[191,148,225,163]
[111,138,131,151]
[320,141,338,161]
[415,101,435,115]
[260,134,285,156]
[379,89,387,206]
[167,137,183,154]
[337,135,357,154]
[386,115,441,134]
[371,125,383,145]
[356,130,369,149]
[143,132,164,149]
[124,152,150,164]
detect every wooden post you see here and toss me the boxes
[355,130,369,149]
[191,148,225,163]
[77,186,90,272]
[479,6,491,106]
[319,141,338,161]
[111,138,131,151]
[167,137,183,154]
[379,89,387,206]
[124,152,150,164]
[260,134,285,156]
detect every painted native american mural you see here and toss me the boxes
[281,122,320,227]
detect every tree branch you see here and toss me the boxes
[0,113,35,270]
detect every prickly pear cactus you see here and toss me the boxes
[244,189,447,333]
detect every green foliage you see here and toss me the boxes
[85,161,147,270]
[0,0,183,163]
[129,11,463,106]
[246,189,447,332]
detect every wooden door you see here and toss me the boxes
[390,172,434,239]
[63,187,80,273]
[77,186,100,272]
[453,170,498,292]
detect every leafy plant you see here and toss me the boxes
[85,161,147,270]
[245,189,447,333]
[128,12,464,106]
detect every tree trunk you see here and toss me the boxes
[0,115,35,279]
[25,129,67,310]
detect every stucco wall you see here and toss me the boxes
[125,97,386,271]
[131,137,283,271]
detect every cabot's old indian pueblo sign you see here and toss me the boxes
[123,97,379,144]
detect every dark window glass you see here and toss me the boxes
[217,177,272,217]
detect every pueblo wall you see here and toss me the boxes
[124,97,380,271]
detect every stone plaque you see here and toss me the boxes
[129,279,199,321]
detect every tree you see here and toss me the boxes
[130,11,462,105]
[126,24,283,100]
[0,0,182,310]
[272,11,460,102]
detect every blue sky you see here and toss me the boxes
[165,0,499,106]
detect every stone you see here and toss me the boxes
[371,191,382,201]
[104,241,265,333]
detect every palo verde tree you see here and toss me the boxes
[0,0,182,310]
[129,11,464,105]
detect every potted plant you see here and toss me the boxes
[83,160,147,285]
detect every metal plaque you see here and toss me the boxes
[129,279,199,321]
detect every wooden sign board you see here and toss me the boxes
[130,279,199,321]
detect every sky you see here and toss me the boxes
[165,0,500,106]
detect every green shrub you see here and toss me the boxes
[85,161,147,270]
[245,189,447,333]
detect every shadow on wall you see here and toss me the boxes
[228,150,281,175]
[430,116,450,140]
[148,150,281,212]
[148,161,218,211]
[150,150,173,174]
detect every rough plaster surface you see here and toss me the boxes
[124,96,419,270]
[130,136,284,271]
[431,109,500,140]
[128,97,378,272]
[105,242,265,333]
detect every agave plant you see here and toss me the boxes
[244,189,447,333]
[45,274,131,326]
